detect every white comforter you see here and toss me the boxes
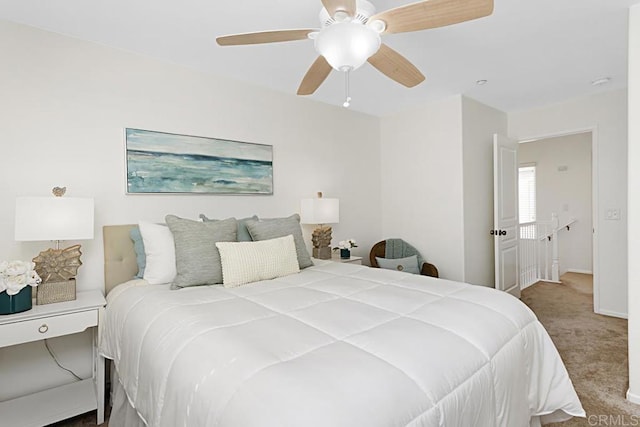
[101,261,584,427]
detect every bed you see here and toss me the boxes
[100,223,585,427]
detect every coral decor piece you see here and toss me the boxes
[33,244,82,283]
[311,226,333,259]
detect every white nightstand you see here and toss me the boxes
[0,290,106,426]
[331,255,363,265]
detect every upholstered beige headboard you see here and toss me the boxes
[103,224,138,294]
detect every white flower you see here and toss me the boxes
[334,239,358,250]
[0,260,41,295]
[4,260,28,277]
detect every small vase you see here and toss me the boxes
[340,248,351,259]
[0,286,33,315]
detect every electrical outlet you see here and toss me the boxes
[606,209,621,220]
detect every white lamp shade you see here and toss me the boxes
[315,22,381,71]
[300,198,339,224]
[15,197,95,241]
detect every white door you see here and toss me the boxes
[493,134,520,297]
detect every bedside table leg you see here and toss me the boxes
[97,354,105,424]
[94,314,106,425]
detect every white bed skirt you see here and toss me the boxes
[111,364,147,427]
[109,360,569,427]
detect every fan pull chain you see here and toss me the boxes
[343,69,352,108]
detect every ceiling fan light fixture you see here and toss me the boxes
[333,10,352,23]
[315,22,381,71]
[368,19,386,33]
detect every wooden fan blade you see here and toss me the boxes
[217,29,315,46]
[367,44,425,88]
[298,56,333,95]
[321,0,356,18]
[370,0,494,34]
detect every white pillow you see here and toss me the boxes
[216,235,300,288]
[138,221,176,285]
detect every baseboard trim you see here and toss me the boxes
[566,269,593,275]
[627,389,640,405]
[597,308,628,319]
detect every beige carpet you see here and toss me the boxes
[53,272,636,426]
[521,272,638,426]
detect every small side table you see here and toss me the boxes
[331,255,363,265]
[0,290,106,426]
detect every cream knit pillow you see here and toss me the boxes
[216,235,300,287]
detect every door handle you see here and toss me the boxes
[490,230,508,236]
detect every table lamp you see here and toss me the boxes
[15,187,94,304]
[300,192,339,260]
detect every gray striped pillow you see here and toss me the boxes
[245,214,313,269]
[165,215,237,289]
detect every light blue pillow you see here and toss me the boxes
[130,226,146,279]
[199,214,257,242]
[376,255,420,274]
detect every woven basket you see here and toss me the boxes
[36,279,76,305]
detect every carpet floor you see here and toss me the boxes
[52,272,636,426]
[521,272,637,426]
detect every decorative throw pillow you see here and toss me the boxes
[138,221,176,285]
[199,214,257,242]
[165,215,237,289]
[376,255,420,274]
[245,214,313,269]
[216,235,300,288]
[129,226,146,279]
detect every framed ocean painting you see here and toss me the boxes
[125,128,273,194]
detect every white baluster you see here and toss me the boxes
[551,213,560,282]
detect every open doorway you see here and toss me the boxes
[518,131,595,303]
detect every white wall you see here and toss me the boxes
[627,4,640,406]
[509,89,628,318]
[462,96,508,286]
[379,95,507,285]
[519,132,593,275]
[0,21,382,400]
[379,96,465,281]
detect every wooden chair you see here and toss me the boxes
[369,240,439,278]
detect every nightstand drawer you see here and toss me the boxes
[0,310,98,347]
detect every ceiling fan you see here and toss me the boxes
[217,0,494,107]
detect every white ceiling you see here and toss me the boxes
[1,0,638,116]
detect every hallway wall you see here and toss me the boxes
[519,132,593,275]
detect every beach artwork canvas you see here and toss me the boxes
[126,128,273,194]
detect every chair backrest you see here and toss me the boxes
[369,239,439,278]
[369,241,387,267]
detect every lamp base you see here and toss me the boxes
[37,279,76,305]
[313,247,332,260]
[311,226,333,260]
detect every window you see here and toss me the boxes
[519,165,536,223]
